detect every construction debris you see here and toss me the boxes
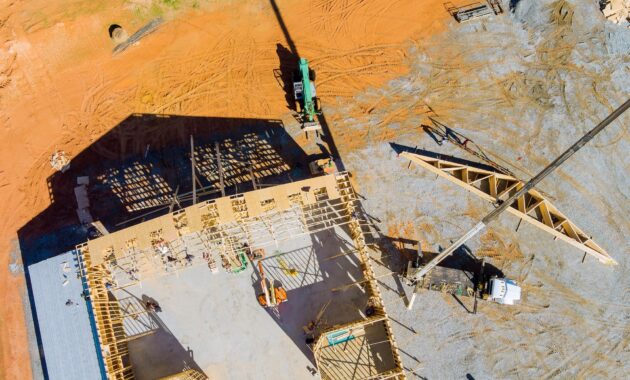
[50,150,70,172]
[257,260,288,307]
[113,18,163,54]
[308,157,337,175]
[601,0,630,26]
[445,1,502,23]
[74,177,93,225]
[158,369,208,380]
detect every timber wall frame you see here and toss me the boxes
[78,172,405,380]
[313,316,402,380]
[158,369,208,380]
[87,173,353,265]
[400,151,615,265]
[310,175,406,380]
[77,244,135,380]
[87,174,369,283]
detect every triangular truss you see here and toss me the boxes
[400,151,615,265]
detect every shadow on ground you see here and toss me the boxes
[128,293,205,379]
[19,114,312,265]
[389,141,501,173]
[356,193,504,314]
[250,228,368,365]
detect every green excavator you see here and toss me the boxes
[293,58,322,131]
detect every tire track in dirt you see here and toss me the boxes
[339,2,629,377]
[465,253,630,378]
[311,44,409,101]
[133,33,281,118]
[309,0,373,39]
[518,268,628,377]
[1,2,459,378]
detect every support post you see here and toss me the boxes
[249,162,257,190]
[407,282,420,310]
[169,185,180,213]
[191,135,197,205]
[216,142,226,197]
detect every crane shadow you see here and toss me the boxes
[269,0,345,171]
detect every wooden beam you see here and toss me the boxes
[441,165,466,172]
[538,200,554,227]
[401,151,615,265]
[498,181,520,199]
[215,142,226,197]
[489,175,498,198]
[525,198,544,214]
[469,173,492,185]
[190,135,197,205]
[516,194,526,213]
[168,185,180,213]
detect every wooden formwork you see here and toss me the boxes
[400,151,615,265]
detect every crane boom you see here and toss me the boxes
[407,98,630,309]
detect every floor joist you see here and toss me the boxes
[400,151,615,265]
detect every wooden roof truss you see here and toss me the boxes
[400,152,615,265]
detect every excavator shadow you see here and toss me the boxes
[269,0,345,170]
[274,43,299,112]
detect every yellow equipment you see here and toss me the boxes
[257,261,288,307]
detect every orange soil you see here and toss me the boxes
[0,0,460,377]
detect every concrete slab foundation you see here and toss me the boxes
[121,227,369,379]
